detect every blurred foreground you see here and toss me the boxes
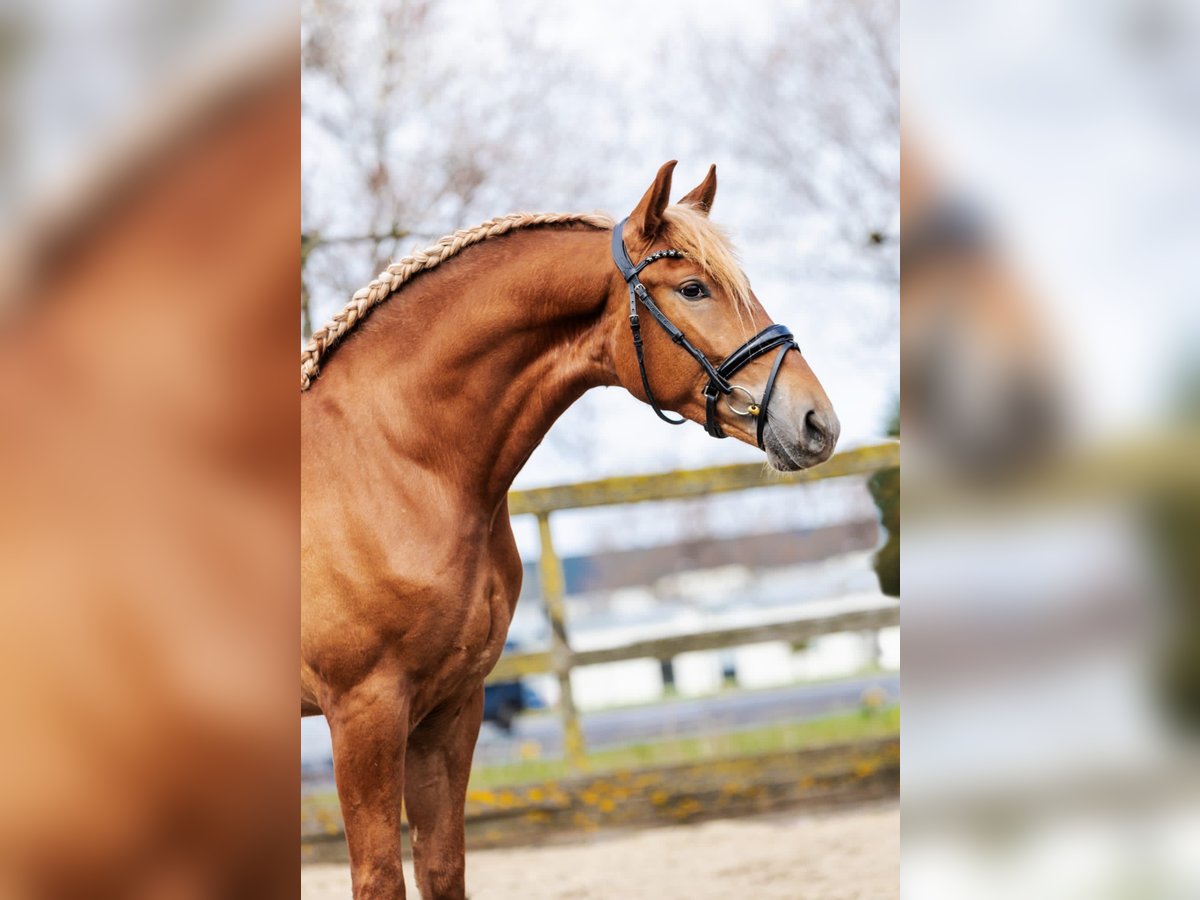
[0,12,298,898]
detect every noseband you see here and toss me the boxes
[611,218,798,449]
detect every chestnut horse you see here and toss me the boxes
[300,161,839,899]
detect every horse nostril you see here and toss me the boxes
[802,408,840,455]
[804,409,828,448]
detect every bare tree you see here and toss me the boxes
[301,0,619,338]
[689,0,899,287]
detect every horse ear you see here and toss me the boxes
[679,164,717,215]
[628,160,677,241]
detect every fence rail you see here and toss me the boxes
[508,441,899,515]
[497,441,899,771]
[486,604,899,682]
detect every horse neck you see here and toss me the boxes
[306,226,619,516]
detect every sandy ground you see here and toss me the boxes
[301,800,898,899]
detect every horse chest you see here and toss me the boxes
[437,548,518,666]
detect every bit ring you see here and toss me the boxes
[726,385,762,417]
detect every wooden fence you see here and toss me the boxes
[488,441,900,771]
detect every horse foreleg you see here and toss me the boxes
[403,688,484,900]
[327,673,412,900]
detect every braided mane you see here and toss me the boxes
[300,212,614,390]
[300,204,754,390]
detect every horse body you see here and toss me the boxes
[302,226,617,897]
[302,225,615,695]
[301,162,839,898]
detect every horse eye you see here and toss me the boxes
[679,283,707,300]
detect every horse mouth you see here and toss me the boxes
[763,427,809,472]
[762,421,831,472]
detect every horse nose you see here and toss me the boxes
[802,407,840,456]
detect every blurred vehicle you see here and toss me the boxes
[484,643,544,732]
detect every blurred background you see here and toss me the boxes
[903,0,1200,897]
[300,0,900,895]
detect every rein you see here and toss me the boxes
[611,218,798,449]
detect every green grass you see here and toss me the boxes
[466,705,899,790]
[302,706,900,818]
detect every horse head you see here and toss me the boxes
[607,160,839,471]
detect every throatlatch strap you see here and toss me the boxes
[629,304,686,425]
[617,218,689,425]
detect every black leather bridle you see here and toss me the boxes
[611,217,798,449]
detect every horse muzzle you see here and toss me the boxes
[761,404,840,471]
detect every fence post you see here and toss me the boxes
[536,511,587,771]
[865,629,883,670]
